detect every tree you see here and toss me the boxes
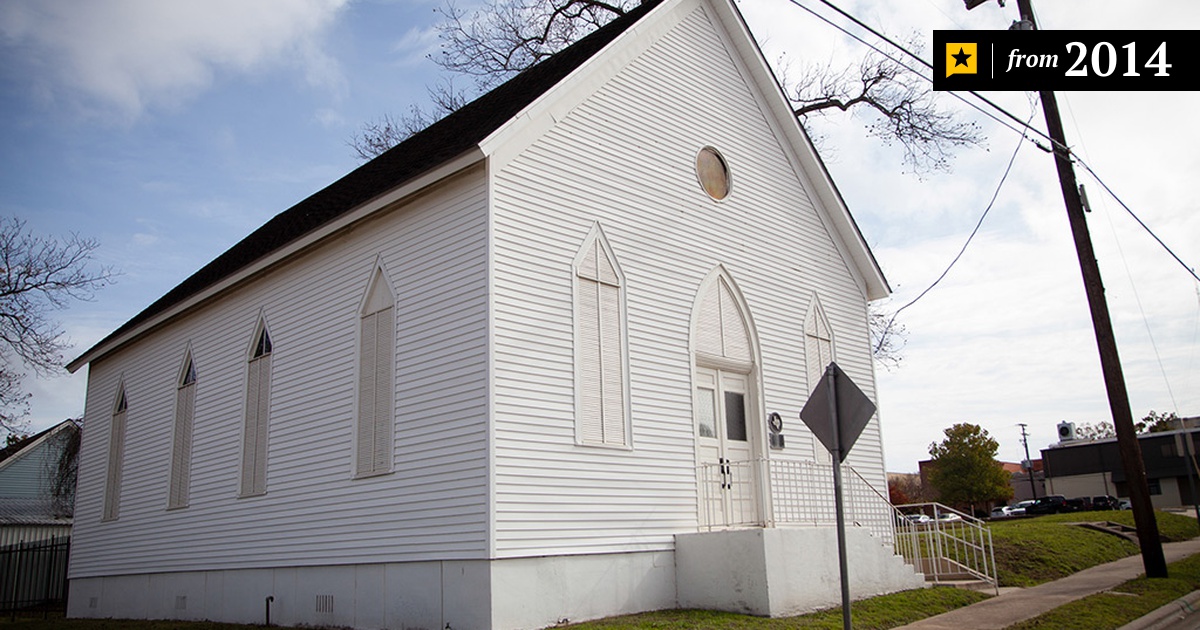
[927,423,1013,514]
[888,472,927,505]
[0,217,115,435]
[351,0,984,177]
[1136,410,1180,434]
[869,303,906,370]
[1075,420,1116,441]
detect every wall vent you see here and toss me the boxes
[316,594,334,613]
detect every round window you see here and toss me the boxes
[695,147,731,201]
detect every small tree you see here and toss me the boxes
[1137,410,1180,434]
[1075,421,1116,440]
[0,218,115,435]
[928,423,1013,514]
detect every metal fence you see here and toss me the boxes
[697,458,896,543]
[0,536,70,617]
[696,459,997,591]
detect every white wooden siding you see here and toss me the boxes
[70,170,491,578]
[490,2,885,557]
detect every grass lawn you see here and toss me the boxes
[993,510,1198,587]
[1007,552,1200,629]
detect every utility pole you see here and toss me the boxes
[1019,423,1037,499]
[1006,0,1167,577]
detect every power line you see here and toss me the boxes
[788,0,1200,285]
[874,103,1038,354]
[1073,158,1200,284]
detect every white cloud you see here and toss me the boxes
[392,25,441,66]
[0,0,350,119]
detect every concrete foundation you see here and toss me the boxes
[675,526,926,617]
[68,550,676,630]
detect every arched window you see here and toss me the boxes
[804,295,835,392]
[805,296,835,463]
[103,383,128,521]
[241,319,272,497]
[356,266,396,477]
[168,351,197,509]
[573,224,629,447]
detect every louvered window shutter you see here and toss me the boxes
[169,378,196,509]
[373,306,395,471]
[242,330,271,497]
[103,391,126,521]
[358,311,378,476]
[576,233,628,446]
[357,304,395,476]
[578,275,604,444]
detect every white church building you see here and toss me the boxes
[66,0,923,627]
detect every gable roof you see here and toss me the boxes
[0,420,77,469]
[68,0,663,373]
[69,0,886,372]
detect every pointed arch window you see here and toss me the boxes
[241,322,272,497]
[805,297,835,463]
[804,296,835,392]
[168,352,197,509]
[573,225,629,447]
[103,384,128,521]
[356,267,396,477]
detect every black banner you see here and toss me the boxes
[933,30,1196,91]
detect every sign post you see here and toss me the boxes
[799,362,877,630]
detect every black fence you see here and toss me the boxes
[0,536,70,617]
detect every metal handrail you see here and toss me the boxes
[695,459,998,592]
[893,502,998,593]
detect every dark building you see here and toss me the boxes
[1041,425,1200,509]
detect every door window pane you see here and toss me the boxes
[697,387,716,438]
[725,391,747,441]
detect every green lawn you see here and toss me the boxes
[992,510,1198,587]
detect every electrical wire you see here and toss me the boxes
[1063,96,1179,413]
[1073,158,1200,284]
[783,0,1041,144]
[788,0,1200,285]
[874,103,1039,355]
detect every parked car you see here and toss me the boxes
[1092,495,1120,510]
[990,505,1016,518]
[903,513,932,524]
[1009,499,1037,516]
[1119,498,1132,510]
[1025,495,1068,515]
[1064,496,1093,512]
[937,512,963,523]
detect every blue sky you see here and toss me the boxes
[1,0,1197,472]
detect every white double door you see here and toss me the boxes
[696,366,759,527]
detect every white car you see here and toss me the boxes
[903,513,932,524]
[990,506,1015,518]
[937,512,962,522]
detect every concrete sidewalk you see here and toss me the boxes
[896,538,1200,629]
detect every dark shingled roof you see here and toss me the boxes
[73,0,663,368]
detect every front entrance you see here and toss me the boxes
[696,367,757,526]
[692,268,761,528]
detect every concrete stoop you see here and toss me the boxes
[675,526,926,618]
[1074,521,1140,544]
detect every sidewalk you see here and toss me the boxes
[896,538,1200,629]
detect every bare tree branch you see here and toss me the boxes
[0,217,116,434]
[784,44,984,176]
[347,78,473,161]
[433,0,632,88]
